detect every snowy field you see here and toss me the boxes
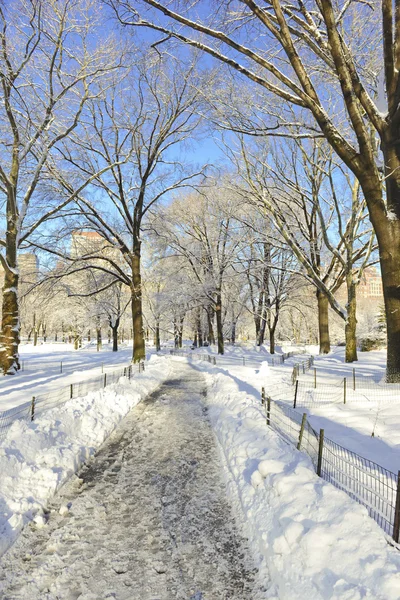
[0,342,154,411]
[0,353,172,558]
[0,342,399,598]
[173,354,400,599]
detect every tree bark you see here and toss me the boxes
[359,170,400,380]
[178,315,184,348]
[112,325,119,352]
[316,289,331,354]
[155,319,161,351]
[131,249,145,363]
[345,276,358,362]
[196,308,203,347]
[0,260,20,374]
[96,317,102,352]
[206,307,215,344]
[215,293,224,355]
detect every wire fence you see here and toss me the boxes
[20,358,126,375]
[263,396,400,542]
[291,356,315,384]
[170,348,300,368]
[0,362,145,444]
[292,373,400,408]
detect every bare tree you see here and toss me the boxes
[0,0,121,373]
[36,52,206,362]
[153,184,247,354]
[111,0,400,378]
[229,136,376,360]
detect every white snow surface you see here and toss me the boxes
[185,357,400,600]
[0,354,171,558]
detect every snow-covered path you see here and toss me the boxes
[0,364,261,600]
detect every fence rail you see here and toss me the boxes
[264,396,400,541]
[0,362,145,443]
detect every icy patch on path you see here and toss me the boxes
[0,363,264,600]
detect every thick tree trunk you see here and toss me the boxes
[360,148,400,380]
[215,293,224,355]
[155,319,161,351]
[131,249,145,363]
[254,315,261,345]
[196,308,203,347]
[112,325,118,352]
[379,235,400,381]
[345,277,358,363]
[0,203,20,373]
[96,323,102,352]
[316,289,331,354]
[259,305,267,347]
[178,315,184,348]
[0,264,20,374]
[206,308,215,344]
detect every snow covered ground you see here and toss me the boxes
[0,342,399,598]
[181,355,400,599]
[0,363,261,600]
[0,342,151,412]
[0,354,171,559]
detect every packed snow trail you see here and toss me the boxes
[0,364,262,600]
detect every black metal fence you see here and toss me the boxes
[263,396,400,542]
[0,362,144,443]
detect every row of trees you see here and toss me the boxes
[0,0,393,377]
[108,0,400,381]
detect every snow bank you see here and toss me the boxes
[191,361,400,599]
[0,355,170,557]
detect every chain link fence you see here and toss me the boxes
[263,397,400,542]
[0,362,145,444]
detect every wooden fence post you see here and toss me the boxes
[70,384,73,399]
[317,429,325,476]
[297,413,307,450]
[293,380,299,409]
[31,396,35,421]
[353,368,356,391]
[314,368,317,389]
[343,378,347,404]
[60,361,63,374]
[393,471,400,543]
[266,396,271,426]
[261,387,265,405]
[104,373,107,388]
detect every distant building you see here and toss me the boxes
[358,267,383,298]
[19,253,39,284]
[0,252,38,292]
[336,266,383,301]
[71,230,106,259]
